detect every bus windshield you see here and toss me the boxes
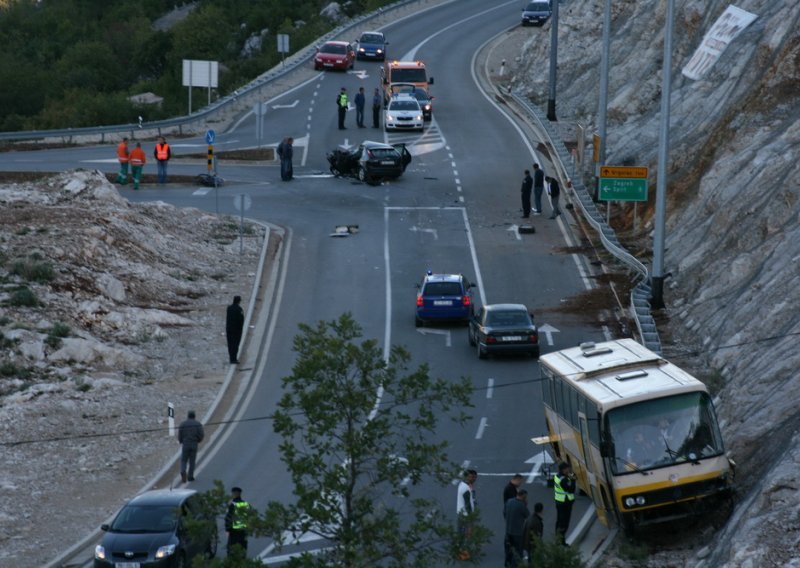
[390,68,427,83]
[605,391,724,475]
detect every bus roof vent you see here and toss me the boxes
[580,342,613,357]
[615,370,649,381]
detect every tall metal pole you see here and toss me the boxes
[546,0,560,121]
[651,0,675,309]
[594,0,612,199]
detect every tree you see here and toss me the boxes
[259,313,490,567]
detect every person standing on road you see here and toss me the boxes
[115,137,130,185]
[521,170,533,218]
[522,502,544,561]
[226,295,245,364]
[372,88,381,128]
[177,410,204,483]
[225,486,251,558]
[532,163,545,214]
[456,468,478,560]
[277,137,294,181]
[154,136,171,184]
[337,87,348,130]
[354,87,366,128]
[503,473,524,516]
[504,488,529,568]
[553,462,576,545]
[129,142,146,190]
[546,175,562,220]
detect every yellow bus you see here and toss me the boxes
[536,339,734,532]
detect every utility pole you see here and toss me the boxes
[594,0,612,199]
[546,0,560,121]
[651,0,675,309]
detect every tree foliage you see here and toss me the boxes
[0,0,398,130]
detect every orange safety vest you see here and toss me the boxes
[155,143,170,161]
[117,142,129,163]
[129,147,146,166]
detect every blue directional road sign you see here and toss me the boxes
[205,129,216,144]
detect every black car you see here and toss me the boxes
[327,140,411,185]
[94,489,217,568]
[521,0,552,26]
[468,303,540,358]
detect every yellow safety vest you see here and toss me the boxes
[232,500,250,530]
[553,474,575,503]
[338,93,348,108]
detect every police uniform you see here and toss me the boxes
[553,466,576,545]
[225,487,250,556]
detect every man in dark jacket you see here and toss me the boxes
[521,170,533,218]
[277,137,294,181]
[177,410,204,483]
[372,88,381,128]
[546,175,562,219]
[226,295,245,364]
[522,502,544,560]
[502,474,524,516]
[354,87,366,128]
[504,488,529,567]
[532,163,545,214]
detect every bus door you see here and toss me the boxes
[578,412,611,526]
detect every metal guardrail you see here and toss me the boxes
[511,92,662,354]
[0,0,421,143]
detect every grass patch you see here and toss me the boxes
[9,287,39,307]
[0,361,31,380]
[44,335,62,350]
[10,258,55,283]
[617,539,650,566]
[50,321,71,338]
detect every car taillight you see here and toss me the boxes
[486,336,497,344]
[416,295,423,307]
[462,295,471,306]
[529,332,538,343]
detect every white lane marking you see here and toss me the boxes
[460,207,487,306]
[508,224,521,241]
[475,417,488,440]
[192,187,212,196]
[416,328,451,347]
[538,323,560,346]
[486,378,494,399]
[272,100,299,109]
[525,451,555,483]
[230,74,323,132]
[409,225,438,239]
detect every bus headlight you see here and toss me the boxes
[624,497,635,507]
[635,496,646,506]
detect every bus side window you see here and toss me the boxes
[542,375,552,407]
[569,386,579,427]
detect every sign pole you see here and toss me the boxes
[239,195,245,256]
[168,402,175,437]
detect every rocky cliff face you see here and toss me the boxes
[512,0,800,565]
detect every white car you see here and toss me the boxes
[384,94,424,132]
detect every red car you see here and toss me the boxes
[314,41,356,71]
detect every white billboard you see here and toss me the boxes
[182,59,219,88]
[682,5,757,81]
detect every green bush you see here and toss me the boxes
[9,287,39,307]
[0,361,31,380]
[44,335,62,350]
[10,259,55,283]
[50,321,71,338]
[524,538,586,568]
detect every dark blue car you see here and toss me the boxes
[356,31,388,60]
[415,272,473,327]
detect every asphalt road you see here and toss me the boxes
[13,1,610,566]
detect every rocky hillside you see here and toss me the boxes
[0,170,264,565]
[510,0,800,565]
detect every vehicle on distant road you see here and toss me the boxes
[314,41,356,70]
[521,0,552,26]
[468,303,540,359]
[415,272,473,327]
[327,140,411,185]
[384,94,424,132]
[93,488,216,568]
[390,83,434,121]
[381,60,433,104]
[356,31,388,60]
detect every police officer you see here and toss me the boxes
[553,461,576,545]
[225,486,250,557]
[337,87,348,130]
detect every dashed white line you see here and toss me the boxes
[487,378,494,399]
[475,417,488,439]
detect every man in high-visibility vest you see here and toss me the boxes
[225,486,251,557]
[153,136,171,184]
[337,87,348,130]
[115,137,129,185]
[129,142,146,190]
[553,461,576,545]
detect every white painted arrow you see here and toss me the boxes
[508,224,521,241]
[272,99,299,109]
[338,138,352,150]
[409,226,438,240]
[537,323,560,346]
[416,328,451,347]
[348,69,368,79]
[525,451,555,483]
